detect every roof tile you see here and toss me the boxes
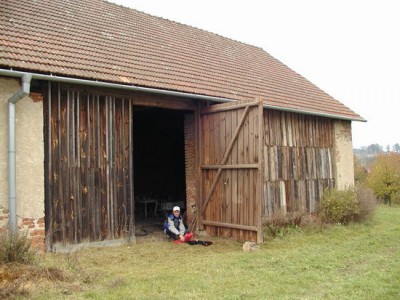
[0,0,363,120]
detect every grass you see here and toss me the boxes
[3,206,400,299]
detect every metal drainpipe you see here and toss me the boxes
[7,73,32,233]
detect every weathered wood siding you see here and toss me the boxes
[45,83,134,246]
[263,110,334,216]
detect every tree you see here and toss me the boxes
[367,153,400,205]
[393,143,400,153]
[367,144,383,155]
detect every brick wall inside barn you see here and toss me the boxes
[0,76,45,250]
[184,113,197,229]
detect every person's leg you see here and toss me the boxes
[166,230,179,240]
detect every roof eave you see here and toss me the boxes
[0,68,365,122]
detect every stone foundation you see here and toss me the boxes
[0,206,46,251]
[19,217,46,251]
[0,206,9,234]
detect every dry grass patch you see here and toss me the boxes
[0,263,67,299]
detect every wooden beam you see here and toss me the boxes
[202,220,258,231]
[201,100,260,114]
[61,83,198,110]
[201,164,258,170]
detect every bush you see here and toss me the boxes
[319,188,359,224]
[355,185,377,221]
[0,230,34,264]
[319,186,377,224]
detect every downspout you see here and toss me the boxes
[7,73,32,233]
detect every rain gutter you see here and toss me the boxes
[0,69,365,122]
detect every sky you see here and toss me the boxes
[109,0,400,149]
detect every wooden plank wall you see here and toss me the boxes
[46,83,133,246]
[263,110,334,217]
[200,102,260,241]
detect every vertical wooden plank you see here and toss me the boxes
[243,107,250,233]
[231,108,238,240]
[76,91,82,243]
[224,109,232,238]
[85,94,91,241]
[287,113,293,147]
[113,98,119,237]
[263,111,269,146]
[94,95,101,240]
[281,112,287,146]
[238,107,245,240]
[70,91,77,244]
[65,90,72,243]
[203,112,210,223]
[247,107,254,240]
[257,101,264,242]
[105,96,111,240]
[111,97,117,239]
[219,111,226,237]
[121,98,127,236]
[45,81,53,249]
[206,114,215,235]
[99,96,106,240]
[129,100,134,239]
[56,84,66,245]
[88,95,93,240]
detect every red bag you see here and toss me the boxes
[172,232,194,244]
[184,232,194,241]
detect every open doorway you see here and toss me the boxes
[133,106,187,238]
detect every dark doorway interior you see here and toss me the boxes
[133,107,187,223]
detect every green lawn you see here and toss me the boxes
[21,206,400,299]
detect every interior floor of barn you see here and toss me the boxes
[135,216,168,243]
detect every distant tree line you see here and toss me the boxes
[354,143,400,156]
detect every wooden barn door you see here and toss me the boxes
[46,83,134,248]
[199,100,264,242]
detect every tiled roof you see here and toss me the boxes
[0,0,363,120]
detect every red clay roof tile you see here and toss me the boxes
[0,0,363,120]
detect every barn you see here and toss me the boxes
[0,0,364,250]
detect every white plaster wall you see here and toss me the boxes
[333,120,355,189]
[0,76,44,222]
[0,77,16,209]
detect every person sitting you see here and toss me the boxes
[164,206,193,242]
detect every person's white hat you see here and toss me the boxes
[173,206,180,212]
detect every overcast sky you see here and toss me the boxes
[109,0,400,149]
